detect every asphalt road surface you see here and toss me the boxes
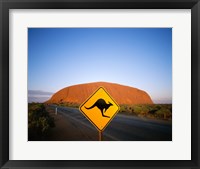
[50,105,172,141]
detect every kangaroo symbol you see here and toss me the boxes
[85,98,113,118]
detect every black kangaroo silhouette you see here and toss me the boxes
[85,98,113,118]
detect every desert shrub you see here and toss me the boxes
[58,102,79,108]
[155,107,172,119]
[28,103,55,140]
[149,108,157,114]
[119,105,127,113]
[133,105,142,114]
[119,104,172,120]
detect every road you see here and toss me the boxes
[50,105,172,141]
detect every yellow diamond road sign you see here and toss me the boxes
[79,87,120,132]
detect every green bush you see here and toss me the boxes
[28,103,55,140]
[119,104,172,120]
[58,102,79,108]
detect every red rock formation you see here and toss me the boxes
[46,82,153,105]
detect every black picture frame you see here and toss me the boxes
[0,0,199,168]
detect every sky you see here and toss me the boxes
[28,28,172,103]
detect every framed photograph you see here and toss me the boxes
[1,0,199,168]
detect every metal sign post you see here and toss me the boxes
[99,131,102,141]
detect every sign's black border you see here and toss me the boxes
[0,0,199,168]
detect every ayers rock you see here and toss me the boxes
[46,82,153,105]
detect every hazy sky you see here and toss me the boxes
[28,28,172,103]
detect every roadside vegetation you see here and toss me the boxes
[55,102,79,108]
[119,104,172,120]
[28,103,55,140]
[52,102,172,121]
